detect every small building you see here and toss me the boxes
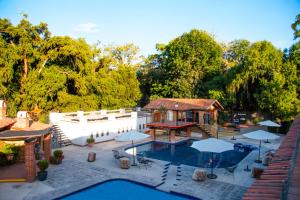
[0,100,51,182]
[49,109,149,146]
[143,98,223,141]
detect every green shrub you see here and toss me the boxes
[86,135,95,144]
[37,160,49,171]
[1,144,20,155]
[53,150,63,158]
[252,117,261,124]
[50,156,59,165]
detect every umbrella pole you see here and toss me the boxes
[207,152,217,179]
[132,140,136,166]
[255,140,262,163]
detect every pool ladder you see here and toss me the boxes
[174,166,182,186]
[160,163,182,186]
[160,163,170,183]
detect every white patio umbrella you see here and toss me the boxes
[115,131,150,166]
[258,120,281,143]
[258,120,281,127]
[191,138,234,179]
[243,130,279,163]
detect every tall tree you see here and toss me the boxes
[141,29,223,99]
[292,14,300,39]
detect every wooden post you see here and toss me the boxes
[186,127,191,137]
[149,129,156,140]
[170,130,176,142]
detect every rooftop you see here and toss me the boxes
[243,117,300,200]
[143,98,224,111]
[0,121,50,139]
[0,118,16,130]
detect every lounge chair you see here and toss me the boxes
[137,155,153,169]
[225,165,237,173]
[112,150,124,164]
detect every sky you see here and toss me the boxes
[0,0,299,56]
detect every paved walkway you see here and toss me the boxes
[0,136,283,200]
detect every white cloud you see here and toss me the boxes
[74,23,99,33]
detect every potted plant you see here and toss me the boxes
[37,160,49,181]
[2,144,15,161]
[86,135,95,147]
[53,150,64,164]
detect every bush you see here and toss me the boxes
[53,150,63,158]
[86,136,95,144]
[37,160,49,171]
[1,145,14,154]
[50,156,60,165]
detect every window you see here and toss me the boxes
[101,132,104,137]
[106,131,109,136]
[96,132,99,137]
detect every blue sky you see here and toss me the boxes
[0,0,299,56]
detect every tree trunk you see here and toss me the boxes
[24,55,28,78]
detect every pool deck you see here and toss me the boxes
[0,135,283,200]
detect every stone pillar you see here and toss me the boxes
[149,129,156,140]
[199,111,204,125]
[25,139,36,182]
[44,133,51,162]
[170,130,176,142]
[186,127,191,137]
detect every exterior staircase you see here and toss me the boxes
[191,124,212,138]
[51,124,72,148]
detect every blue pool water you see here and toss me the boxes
[135,139,250,168]
[60,179,197,200]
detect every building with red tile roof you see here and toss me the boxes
[143,98,223,140]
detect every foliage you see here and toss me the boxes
[53,150,63,158]
[86,135,95,144]
[50,156,59,165]
[0,16,141,117]
[292,14,300,39]
[0,144,14,154]
[1,15,300,126]
[139,29,223,100]
[37,160,49,171]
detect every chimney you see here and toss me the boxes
[0,100,7,119]
[14,111,30,129]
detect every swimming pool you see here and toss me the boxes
[59,179,198,200]
[134,139,250,168]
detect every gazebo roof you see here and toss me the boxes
[0,118,16,130]
[146,121,197,129]
[143,98,223,111]
[0,128,50,139]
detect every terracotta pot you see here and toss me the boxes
[87,142,94,147]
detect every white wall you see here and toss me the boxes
[50,110,152,146]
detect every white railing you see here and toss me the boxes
[49,109,150,146]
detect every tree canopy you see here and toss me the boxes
[0,16,141,120]
[0,15,299,124]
